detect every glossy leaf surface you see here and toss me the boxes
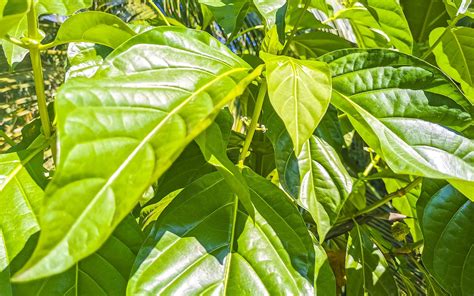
[319,49,474,200]
[13,27,256,282]
[0,0,30,37]
[127,171,315,295]
[419,182,474,296]
[36,0,92,15]
[290,31,354,59]
[262,52,332,154]
[198,0,249,34]
[253,0,286,27]
[430,27,474,103]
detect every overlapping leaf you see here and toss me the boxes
[418,181,474,295]
[127,170,315,295]
[290,31,354,59]
[430,27,474,103]
[319,49,474,200]
[13,27,257,282]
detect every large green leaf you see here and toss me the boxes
[253,0,286,27]
[261,52,332,154]
[346,224,399,295]
[36,0,92,15]
[52,11,136,48]
[419,181,474,295]
[314,245,336,296]
[0,151,43,270]
[400,0,449,43]
[298,136,352,241]
[11,216,144,295]
[127,170,315,295]
[13,27,258,282]
[0,0,30,37]
[430,27,474,103]
[319,49,474,200]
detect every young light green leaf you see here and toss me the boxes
[52,11,136,48]
[196,122,255,219]
[444,0,472,17]
[419,182,474,296]
[0,0,30,37]
[319,49,474,201]
[12,216,144,295]
[346,224,399,295]
[261,52,332,154]
[127,170,315,295]
[430,27,474,103]
[298,136,352,241]
[0,17,27,66]
[13,27,258,282]
[253,0,286,27]
[0,151,43,269]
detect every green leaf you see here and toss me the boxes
[430,27,474,103]
[0,16,27,66]
[419,182,474,295]
[253,0,286,27]
[196,122,255,219]
[127,170,315,294]
[444,0,472,17]
[289,31,354,59]
[0,230,12,296]
[346,224,399,295]
[314,245,336,296]
[0,151,43,269]
[400,0,449,43]
[298,136,352,241]
[36,0,92,16]
[52,11,136,48]
[261,52,332,154]
[13,27,257,282]
[12,216,145,295]
[198,0,250,35]
[0,0,30,37]
[65,42,106,80]
[358,0,413,53]
[319,49,474,201]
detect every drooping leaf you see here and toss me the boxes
[346,224,399,295]
[430,26,474,103]
[11,216,145,295]
[13,27,258,282]
[290,31,354,59]
[400,0,449,43]
[298,136,352,241]
[319,49,474,201]
[52,11,136,48]
[196,122,255,218]
[261,52,332,154]
[419,182,474,296]
[127,170,315,295]
[0,151,43,269]
[314,245,336,296]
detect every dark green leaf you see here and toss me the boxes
[127,170,315,294]
[198,0,250,35]
[419,182,474,295]
[13,27,257,282]
[290,31,355,59]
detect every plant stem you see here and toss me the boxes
[2,34,29,49]
[148,0,171,26]
[0,130,16,146]
[337,177,423,224]
[281,0,311,55]
[362,154,381,177]
[27,5,52,140]
[238,80,267,167]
